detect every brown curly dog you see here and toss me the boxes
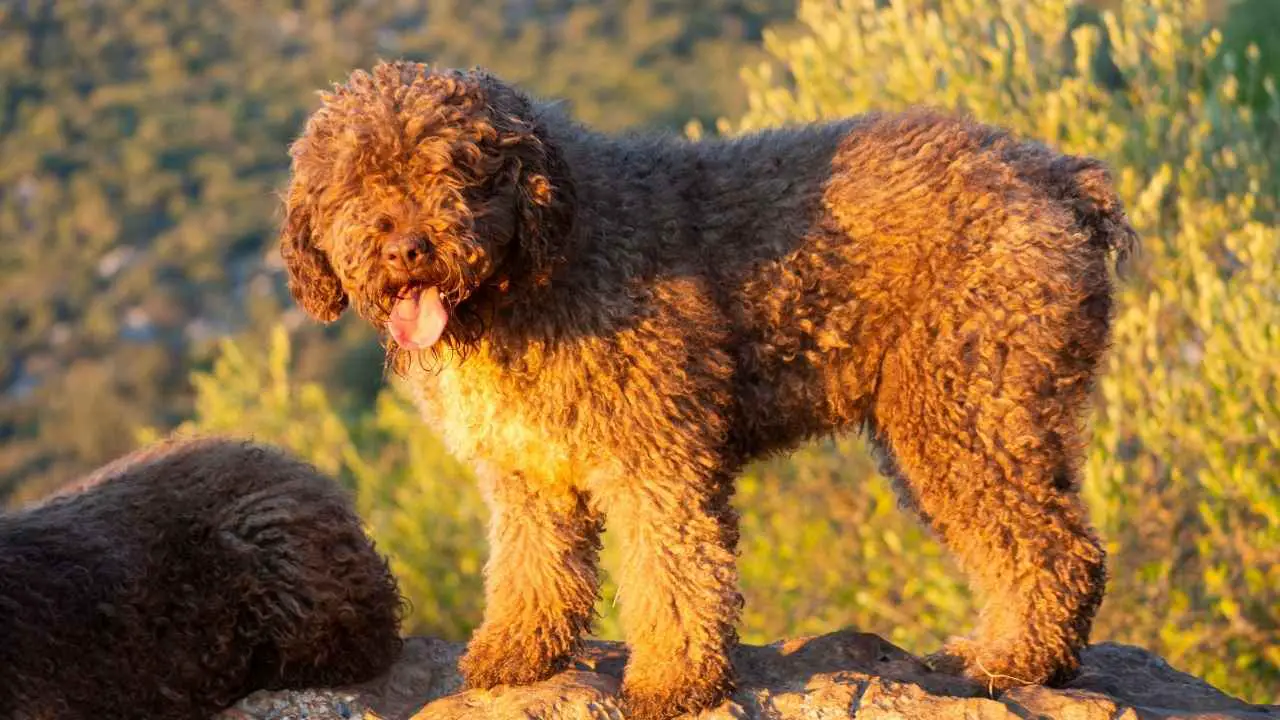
[0,438,403,720]
[280,61,1136,719]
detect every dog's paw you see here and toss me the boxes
[925,635,1074,695]
[458,629,568,690]
[621,670,734,720]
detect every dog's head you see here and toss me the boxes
[280,61,574,361]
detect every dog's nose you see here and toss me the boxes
[383,235,431,273]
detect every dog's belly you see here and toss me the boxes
[718,248,905,458]
[725,336,881,459]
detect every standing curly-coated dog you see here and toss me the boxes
[280,61,1137,719]
[0,438,403,720]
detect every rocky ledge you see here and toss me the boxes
[219,629,1278,720]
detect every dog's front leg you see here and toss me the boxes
[600,465,741,720]
[459,472,602,689]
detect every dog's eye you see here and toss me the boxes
[374,217,395,234]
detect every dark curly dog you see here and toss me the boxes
[0,438,403,720]
[280,61,1137,719]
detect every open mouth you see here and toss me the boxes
[387,286,449,351]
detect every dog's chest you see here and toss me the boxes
[403,358,589,488]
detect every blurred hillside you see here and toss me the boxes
[0,0,794,502]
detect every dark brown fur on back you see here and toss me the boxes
[281,62,1137,719]
[0,438,403,720]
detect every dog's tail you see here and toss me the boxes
[1050,155,1140,272]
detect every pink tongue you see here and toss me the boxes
[388,287,448,350]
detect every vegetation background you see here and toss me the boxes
[3,0,1277,704]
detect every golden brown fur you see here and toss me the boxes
[0,438,403,720]
[281,61,1137,719]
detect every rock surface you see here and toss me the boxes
[219,630,1279,720]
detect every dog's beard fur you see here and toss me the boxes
[354,240,497,375]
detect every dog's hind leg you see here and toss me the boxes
[870,260,1111,692]
[459,475,602,689]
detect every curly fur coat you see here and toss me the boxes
[0,438,403,720]
[279,62,1137,719]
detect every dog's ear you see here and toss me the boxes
[279,184,348,323]
[513,126,574,274]
[475,73,576,274]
